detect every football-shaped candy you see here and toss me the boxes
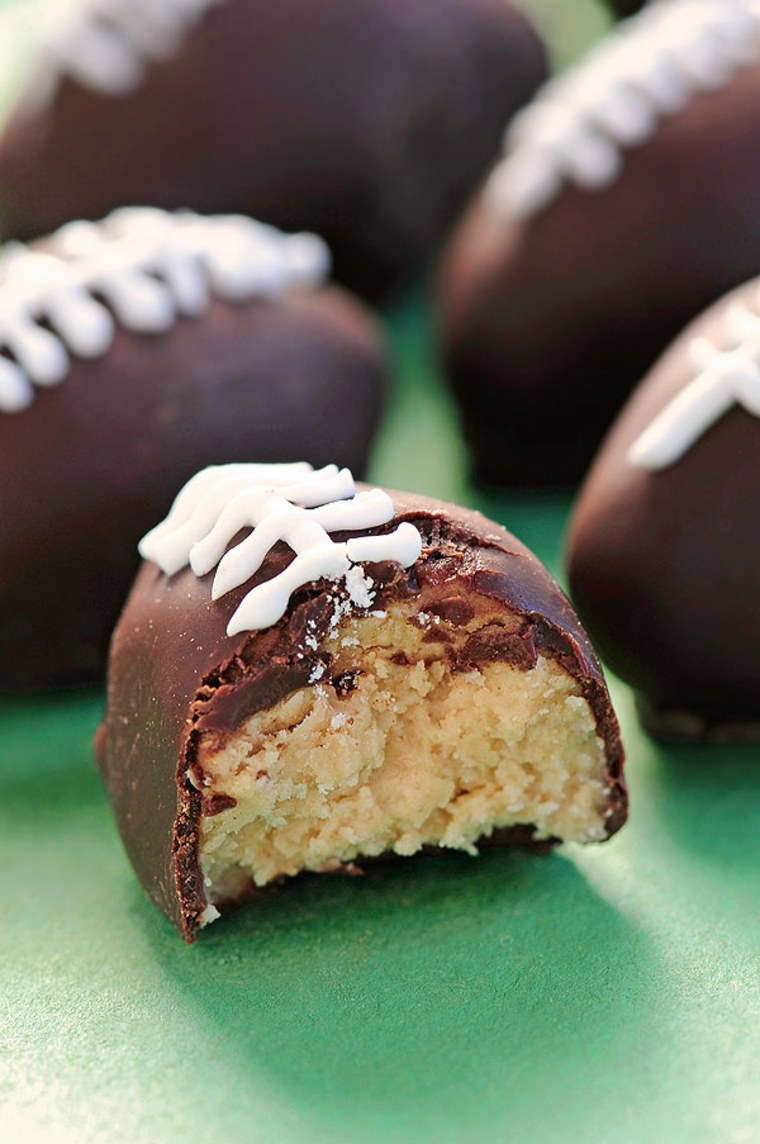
[566,276,760,741]
[0,0,548,301]
[0,208,389,691]
[97,463,625,940]
[438,0,760,486]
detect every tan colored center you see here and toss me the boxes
[197,602,609,904]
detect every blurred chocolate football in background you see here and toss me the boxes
[438,0,760,487]
[566,276,760,741]
[0,0,548,301]
[0,208,389,691]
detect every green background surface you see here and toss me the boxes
[2,3,760,1142]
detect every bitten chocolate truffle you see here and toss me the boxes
[566,277,760,741]
[0,209,388,691]
[96,463,626,941]
[0,0,547,301]
[437,0,760,487]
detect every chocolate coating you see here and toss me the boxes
[0,288,388,691]
[437,65,760,487]
[566,279,760,739]
[96,489,626,940]
[0,0,547,301]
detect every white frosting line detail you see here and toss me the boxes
[138,464,424,637]
[0,208,330,414]
[628,296,760,469]
[486,0,760,220]
[38,0,224,97]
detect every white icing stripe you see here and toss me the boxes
[138,464,424,637]
[487,0,760,221]
[628,295,760,469]
[40,0,223,97]
[0,208,330,414]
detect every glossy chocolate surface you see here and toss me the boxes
[566,279,760,738]
[0,289,388,690]
[0,0,547,301]
[97,489,626,940]
[437,66,760,487]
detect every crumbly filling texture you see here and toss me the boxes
[196,604,610,904]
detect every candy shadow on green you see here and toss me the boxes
[598,677,760,876]
[0,688,104,770]
[0,689,104,846]
[643,738,760,873]
[145,848,659,1143]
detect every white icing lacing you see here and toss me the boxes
[486,0,760,220]
[39,0,224,96]
[138,463,423,637]
[628,296,760,468]
[0,207,330,414]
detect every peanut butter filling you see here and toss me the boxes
[196,603,610,902]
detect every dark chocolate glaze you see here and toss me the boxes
[566,278,760,739]
[0,0,547,301]
[0,288,387,690]
[437,64,760,487]
[96,489,626,941]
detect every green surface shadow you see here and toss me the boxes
[144,849,659,1143]
[0,687,104,775]
[648,740,760,871]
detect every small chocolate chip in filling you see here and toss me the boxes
[202,793,238,817]
[332,670,363,698]
[426,596,475,626]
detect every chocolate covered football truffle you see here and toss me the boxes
[438,0,760,486]
[0,0,547,300]
[567,277,760,740]
[0,208,388,690]
[96,462,626,941]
